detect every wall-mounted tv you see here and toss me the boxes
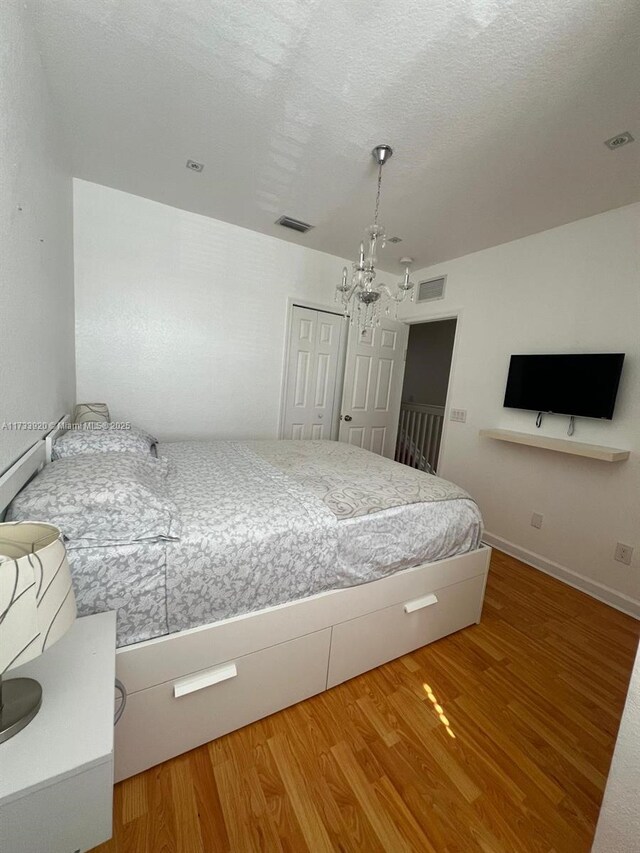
[504,353,625,420]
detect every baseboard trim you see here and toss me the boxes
[482,532,640,621]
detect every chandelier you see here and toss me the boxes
[336,144,415,328]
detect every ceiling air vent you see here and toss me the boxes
[417,275,447,302]
[276,215,314,233]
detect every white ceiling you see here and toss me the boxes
[29,0,640,271]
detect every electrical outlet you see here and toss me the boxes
[531,513,543,529]
[614,543,633,566]
[450,408,467,423]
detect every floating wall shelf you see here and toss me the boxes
[479,429,630,463]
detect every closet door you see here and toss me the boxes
[282,306,344,440]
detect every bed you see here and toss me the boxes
[1,418,491,781]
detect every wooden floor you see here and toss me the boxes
[94,551,640,852]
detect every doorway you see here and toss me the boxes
[394,318,457,473]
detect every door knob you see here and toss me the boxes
[344,415,353,421]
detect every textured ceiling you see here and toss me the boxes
[29,0,640,271]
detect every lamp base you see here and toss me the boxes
[0,677,42,743]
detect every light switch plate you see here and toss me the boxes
[450,408,467,423]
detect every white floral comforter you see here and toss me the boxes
[67,440,484,646]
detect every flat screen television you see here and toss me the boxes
[503,353,625,420]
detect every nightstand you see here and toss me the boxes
[0,612,116,853]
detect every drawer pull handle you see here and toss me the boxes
[173,663,238,698]
[404,593,438,614]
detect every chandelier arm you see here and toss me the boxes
[376,283,411,303]
[378,284,400,302]
[343,280,361,305]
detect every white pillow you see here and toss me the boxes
[6,453,179,544]
[52,424,157,460]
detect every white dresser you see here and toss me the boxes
[0,612,116,853]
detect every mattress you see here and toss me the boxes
[66,440,483,647]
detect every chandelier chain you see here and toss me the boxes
[373,163,383,227]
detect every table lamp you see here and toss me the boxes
[73,403,110,425]
[0,522,76,743]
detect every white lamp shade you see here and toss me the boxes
[0,522,76,674]
[73,403,110,425]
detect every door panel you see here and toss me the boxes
[380,328,397,349]
[319,321,334,344]
[339,319,409,458]
[369,426,386,455]
[283,306,344,440]
[293,350,311,408]
[345,426,366,447]
[374,359,393,410]
[298,318,314,342]
[314,353,330,408]
[351,356,372,411]
[360,327,374,347]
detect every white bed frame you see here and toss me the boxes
[0,419,491,782]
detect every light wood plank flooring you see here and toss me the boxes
[94,550,640,852]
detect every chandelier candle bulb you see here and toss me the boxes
[337,145,416,329]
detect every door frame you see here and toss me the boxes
[278,297,348,440]
[401,307,463,474]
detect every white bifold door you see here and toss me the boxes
[339,318,409,458]
[282,306,345,440]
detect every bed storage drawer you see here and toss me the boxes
[327,573,486,688]
[116,546,492,694]
[115,627,331,781]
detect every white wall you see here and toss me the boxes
[402,319,457,406]
[0,1,75,474]
[399,203,640,613]
[73,180,350,441]
[592,642,640,852]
